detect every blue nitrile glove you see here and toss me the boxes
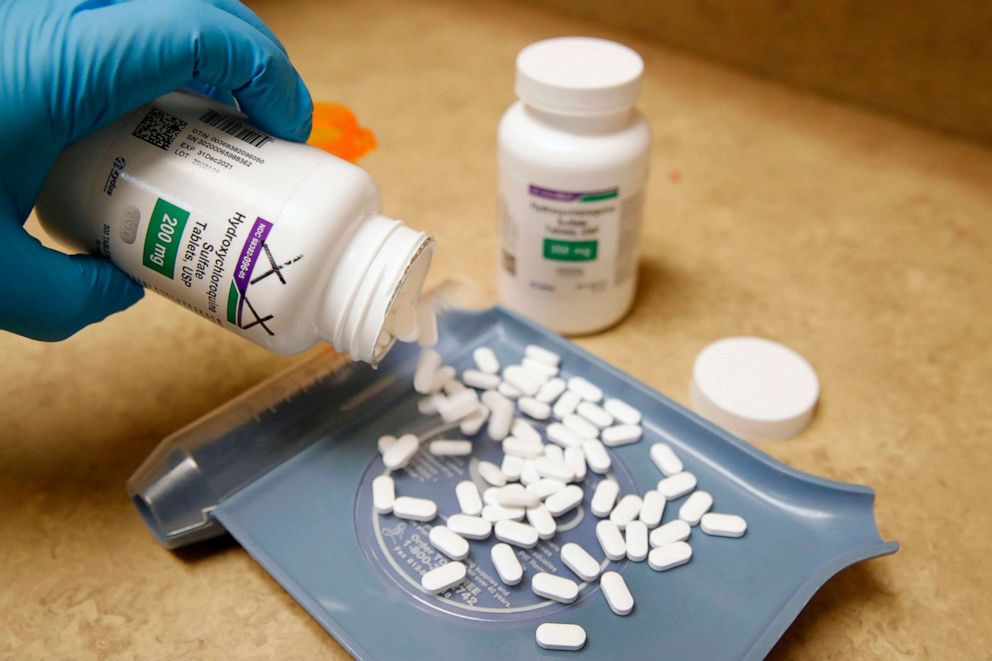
[0,0,313,341]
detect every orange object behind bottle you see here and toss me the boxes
[307,102,377,162]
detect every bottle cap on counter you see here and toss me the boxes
[691,337,819,442]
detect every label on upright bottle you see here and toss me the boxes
[499,175,644,298]
[82,91,324,342]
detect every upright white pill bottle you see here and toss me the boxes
[498,37,651,334]
[36,90,433,364]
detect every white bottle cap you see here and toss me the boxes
[515,37,643,116]
[690,337,819,442]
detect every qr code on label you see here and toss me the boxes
[132,108,187,151]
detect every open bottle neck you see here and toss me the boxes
[318,213,434,365]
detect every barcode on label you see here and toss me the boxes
[133,108,187,151]
[199,109,273,148]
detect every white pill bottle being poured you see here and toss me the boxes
[36,90,433,364]
[498,37,650,334]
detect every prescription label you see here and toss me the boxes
[500,177,643,297]
[355,420,637,621]
[83,92,324,343]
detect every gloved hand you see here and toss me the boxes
[0,0,313,341]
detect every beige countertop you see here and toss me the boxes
[2,0,990,657]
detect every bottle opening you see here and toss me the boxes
[320,214,434,364]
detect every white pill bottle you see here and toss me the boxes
[498,37,650,334]
[36,90,433,364]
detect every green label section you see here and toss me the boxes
[227,282,239,325]
[142,198,190,278]
[543,239,598,262]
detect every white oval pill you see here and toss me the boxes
[414,302,437,347]
[429,439,473,456]
[495,519,539,548]
[526,478,566,500]
[564,446,587,482]
[498,381,523,399]
[562,413,599,440]
[413,348,442,394]
[478,460,507,487]
[591,479,619,517]
[455,481,483,516]
[561,543,601,581]
[679,490,713,526]
[639,490,666,528]
[462,369,500,390]
[544,485,584,517]
[649,519,691,548]
[392,496,437,522]
[552,390,582,419]
[482,504,525,522]
[511,418,542,444]
[534,457,574,483]
[417,396,437,415]
[519,460,540,486]
[447,514,492,540]
[531,572,578,603]
[601,571,634,615]
[525,344,561,366]
[382,434,419,470]
[582,439,612,474]
[388,303,419,342]
[429,365,456,394]
[604,398,641,425]
[501,454,524,481]
[625,521,648,562]
[577,401,613,428]
[648,541,692,571]
[602,424,643,447]
[459,404,490,436]
[536,377,567,404]
[518,397,551,420]
[700,513,747,538]
[429,525,469,560]
[503,365,542,396]
[473,346,500,374]
[536,623,586,651]
[596,520,626,561]
[547,422,584,448]
[544,444,564,462]
[483,486,500,506]
[610,495,643,530]
[486,394,515,441]
[658,471,697,499]
[503,436,544,459]
[443,378,466,396]
[491,543,523,585]
[437,388,480,423]
[526,505,557,540]
[422,561,467,594]
[522,357,559,378]
[650,442,683,476]
[372,475,395,514]
[377,434,397,454]
[567,376,603,403]
[496,486,542,509]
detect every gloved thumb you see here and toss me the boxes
[0,223,144,341]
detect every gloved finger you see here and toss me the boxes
[65,0,312,142]
[0,223,144,342]
[184,81,238,107]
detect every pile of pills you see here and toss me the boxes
[379,305,748,651]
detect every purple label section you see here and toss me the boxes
[234,216,272,325]
[528,184,618,201]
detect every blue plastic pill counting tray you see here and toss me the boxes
[130,301,897,660]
